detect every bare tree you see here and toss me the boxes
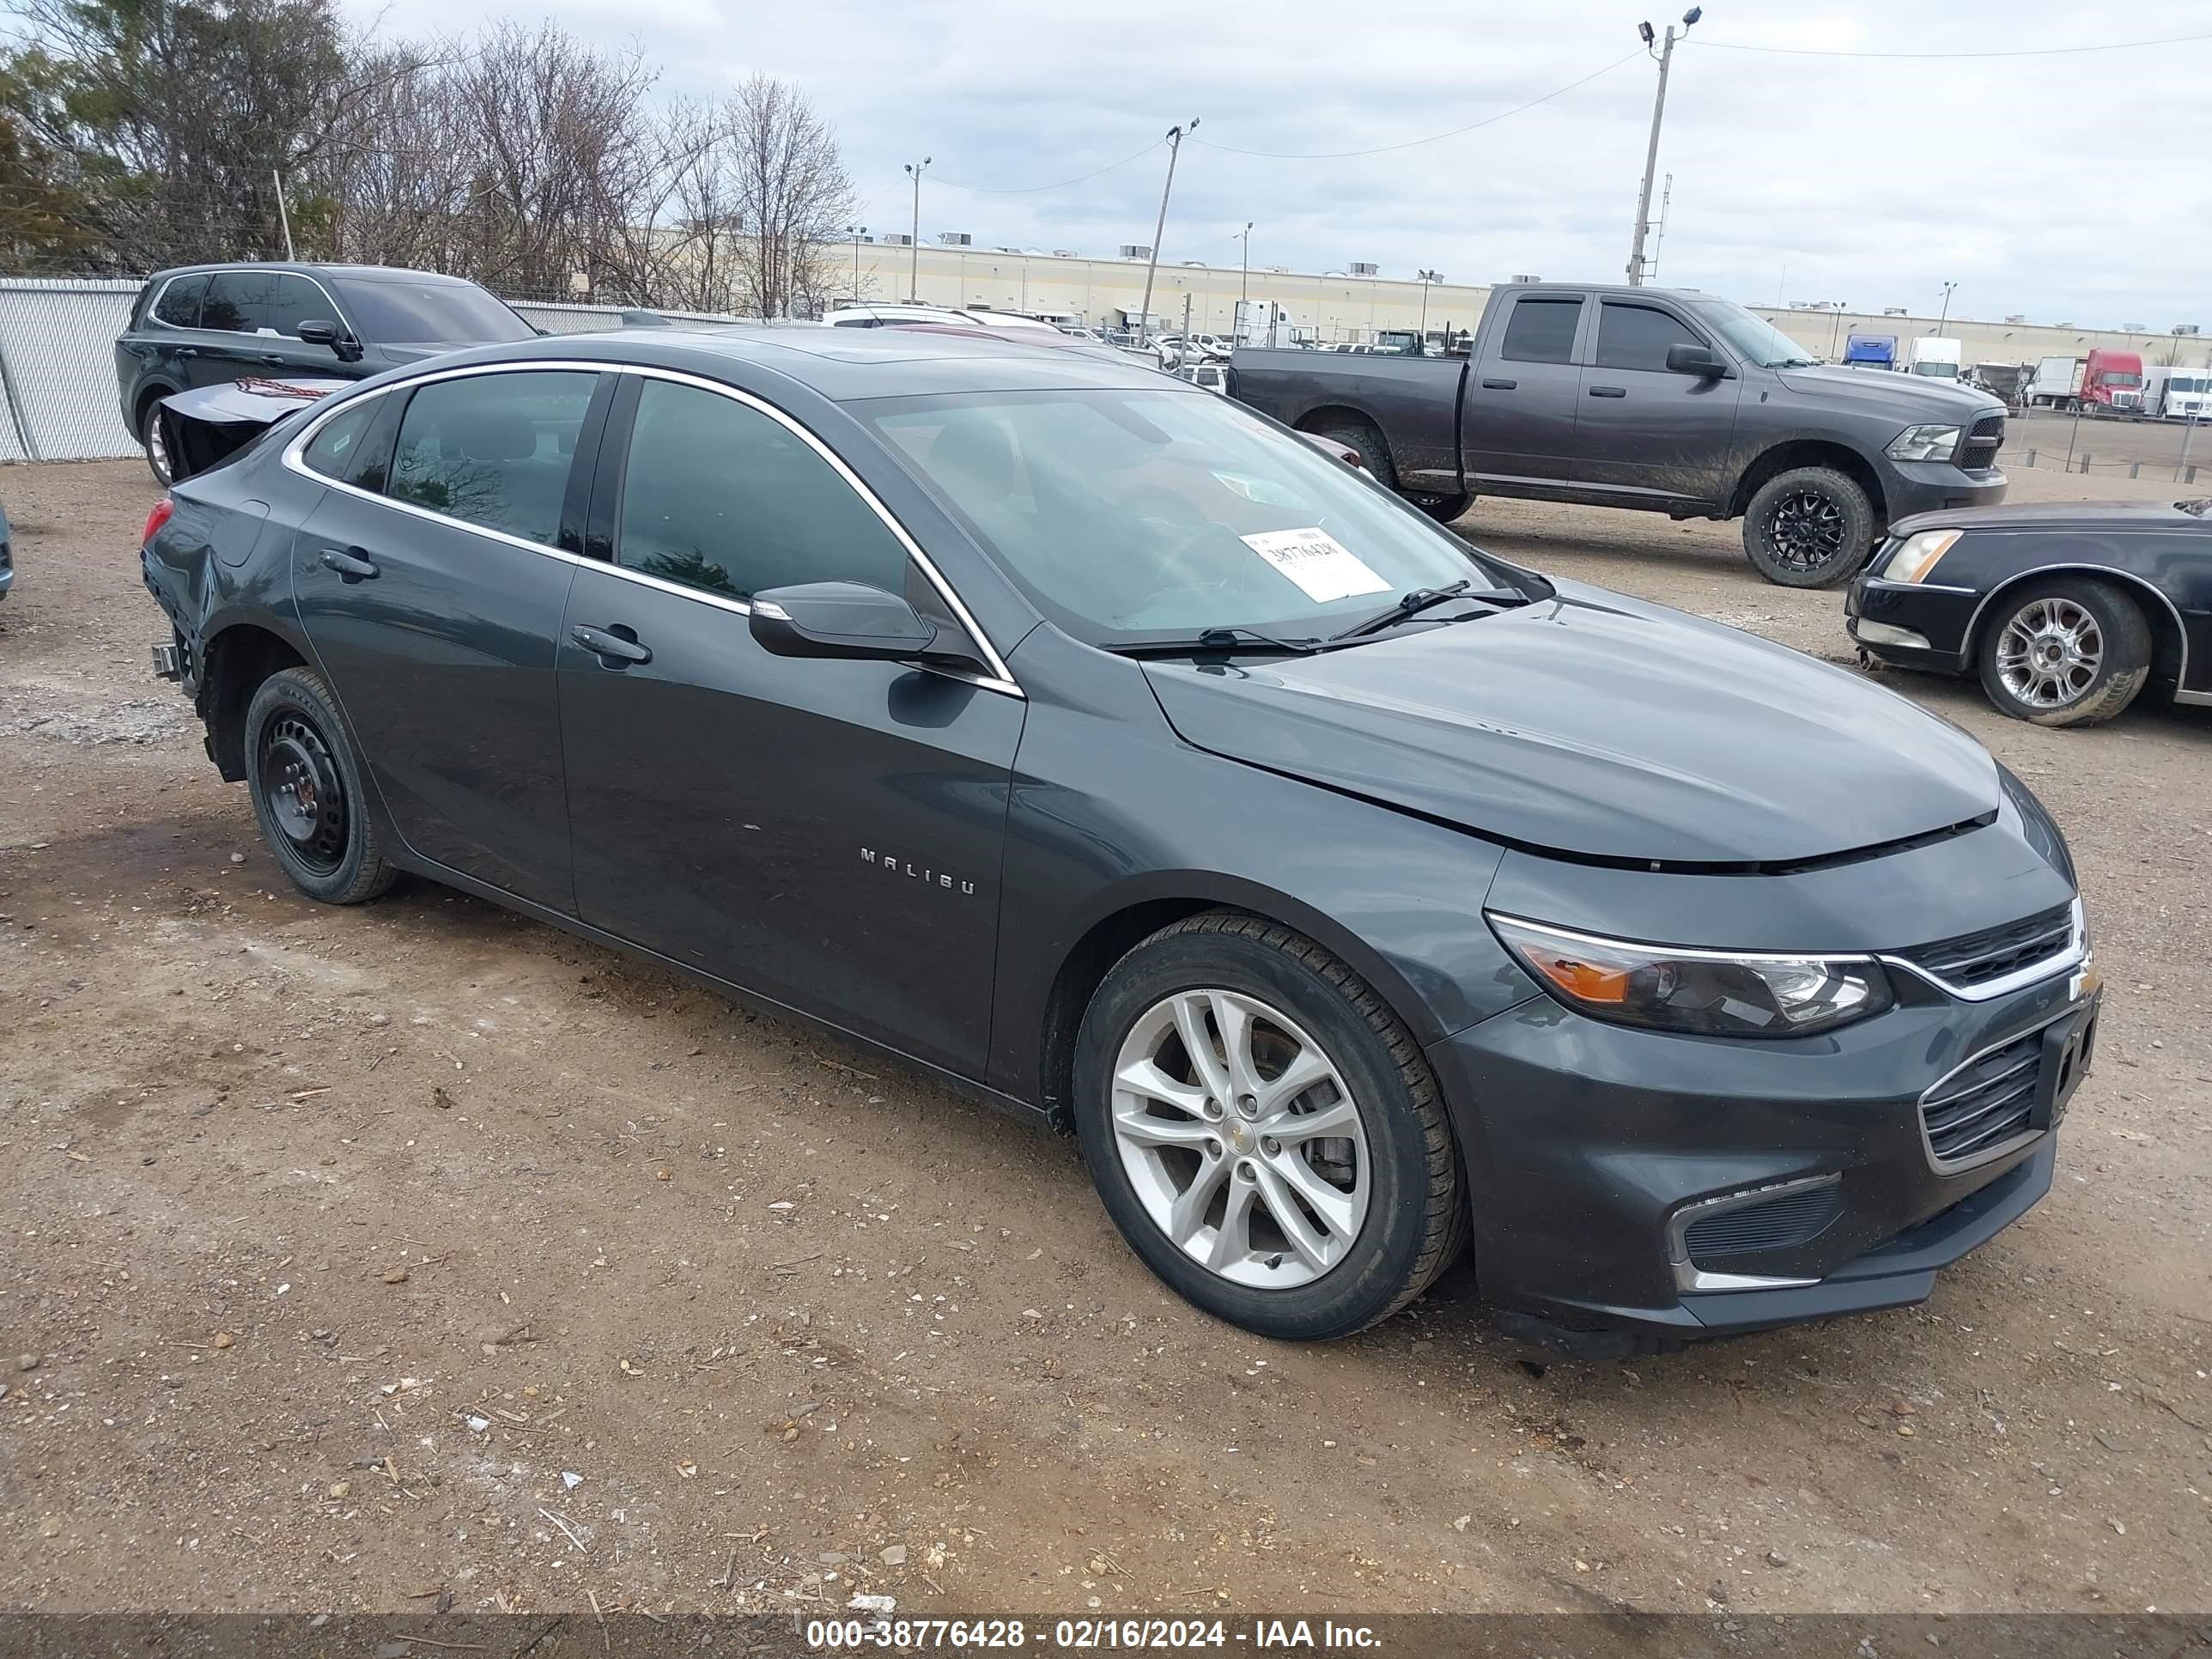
[728,74,852,319]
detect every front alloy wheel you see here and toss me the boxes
[1976,578,2152,727]
[1765,489,1846,572]
[1110,989,1370,1288]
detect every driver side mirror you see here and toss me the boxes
[296,319,364,362]
[749,581,941,663]
[1666,343,1728,379]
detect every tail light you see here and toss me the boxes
[142,497,174,545]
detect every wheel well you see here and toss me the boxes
[1035,898,1227,1127]
[199,625,307,781]
[1965,568,2186,688]
[1730,441,1887,526]
[1291,404,1381,441]
[133,381,173,432]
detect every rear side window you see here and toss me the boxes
[1498,297,1582,364]
[1595,302,1705,372]
[201,270,271,333]
[387,371,598,545]
[152,274,209,328]
[302,399,382,483]
[615,380,909,601]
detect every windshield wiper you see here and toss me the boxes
[1105,625,1322,659]
[1326,580,1534,643]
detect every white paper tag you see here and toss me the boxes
[1241,528,1392,604]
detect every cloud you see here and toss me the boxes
[354,0,2212,331]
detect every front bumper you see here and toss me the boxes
[1879,459,2008,524]
[1428,955,2095,1347]
[1845,572,1978,674]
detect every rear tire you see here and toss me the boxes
[142,398,175,486]
[1741,465,1876,588]
[244,666,398,903]
[1316,423,1397,489]
[1073,910,1465,1341]
[1976,578,2151,727]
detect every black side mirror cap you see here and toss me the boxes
[297,319,364,362]
[1666,343,1729,378]
[749,581,941,663]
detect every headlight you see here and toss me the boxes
[1886,423,1963,462]
[1879,527,1961,583]
[1489,915,1894,1038]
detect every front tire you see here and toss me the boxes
[1414,491,1474,524]
[244,667,398,903]
[1741,465,1875,588]
[1976,578,2151,727]
[1073,911,1464,1340]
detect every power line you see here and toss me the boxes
[1692,28,2212,59]
[1188,50,1643,160]
[932,139,1163,194]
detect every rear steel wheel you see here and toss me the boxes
[1109,988,1370,1290]
[244,666,398,903]
[258,713,349,876]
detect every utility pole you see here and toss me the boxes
[848,225,866,302]
[272,169,295,261]
[1627,9,1698,286]
[903,159,930,301]
[1137,120,1198,345]
[1936,280,1957,336]
[1238,221,1253,305]
[1417,270,1443,346]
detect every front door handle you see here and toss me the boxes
[319,547,379,582]
[173,346,200,359]
[571,623,652,666]
[1588,385,1627,398]
[259,353,288,367]
[1480,377,1516,390]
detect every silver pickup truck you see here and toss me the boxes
[1231,283,2009,587]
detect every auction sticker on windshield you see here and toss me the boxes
[1242,528,1391,604]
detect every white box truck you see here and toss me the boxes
[1904,337,1963,379]
[2144,366,2212,422]
[2030,356,2087,408]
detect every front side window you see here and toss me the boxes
[861,387,1494,647]
[1498,297,1582,364]
[152,274,208,328]
[259,275,331,337]
[1595,302,1705,372]
[615,380,909,601]
[388,371,597,545]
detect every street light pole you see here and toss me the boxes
[1937,280,1957,337]
[1137,120,1198,344]
[903,159,930,301]
[847,225,866,302]
[1627,9,1698,287]
[1238,221,1253,305]
[1417,270,1443,346]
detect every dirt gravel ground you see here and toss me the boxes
[1,459,2208,1622]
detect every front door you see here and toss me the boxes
[1462,290,1587,487]
[1568,296,1744,508]
[290,367,605,912]
[557,374,1024,1076]
[197,270,356,385]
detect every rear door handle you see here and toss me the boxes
[571,623,652,666]
[1480,377,1516,390]
[173,346,200,359]
[318,547,379,582]
[258,353,288,367]
[1589,385,1627,398]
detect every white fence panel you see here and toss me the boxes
[0,278,143,463]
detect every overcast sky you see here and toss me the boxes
[362,0,2212,331]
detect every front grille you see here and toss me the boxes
[1900,902,2073,989]
[1921,1032,2041,1167]
[1685,1181,1843,1261]
[1954,411,2005,471]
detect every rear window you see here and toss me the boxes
[332,280,534,345]
[1498,297,1582,364]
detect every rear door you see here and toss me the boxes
[556,372,1024,1076]
[1569,295,1743,507]
[1462,291,1587,485]
[290,366,606,911]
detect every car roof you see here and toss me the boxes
[388,323,1194,402]
[147,262,485,285]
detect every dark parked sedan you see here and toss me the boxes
[116,262,538,484]
[1848,497,2212,726]
[138,328,2100,1352]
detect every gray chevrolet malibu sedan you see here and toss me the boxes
[137,327,2100,1352]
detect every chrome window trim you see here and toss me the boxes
[1961,563,2191,698]
[1875,897,2085,1003]
[278,357,1024,699]
[1664,1173,1838,1294]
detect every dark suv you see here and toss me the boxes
[115,263,538,483]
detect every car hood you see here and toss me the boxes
[1142,582,2002,866]
[1893,498,2212,536]
[1776,362,2001,420]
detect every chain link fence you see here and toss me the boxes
[0,276,745,464]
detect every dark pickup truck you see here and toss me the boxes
[1232,283,2009,586]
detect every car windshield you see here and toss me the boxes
[331,279,536,345]
[859,388,1496,647]
[1689,300,1820,368]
